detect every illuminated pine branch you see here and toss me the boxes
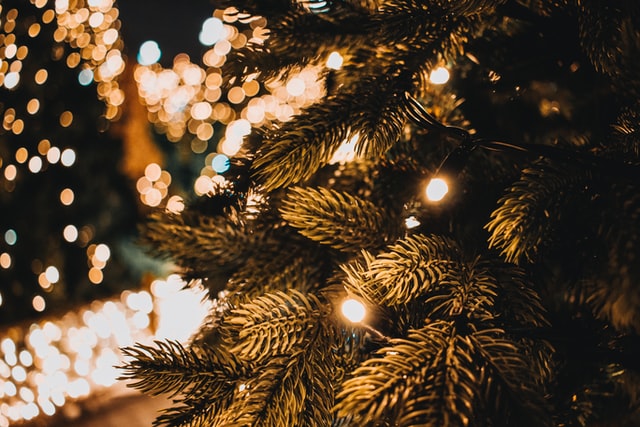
[141,210,252,282]
[485,160,588,264]
[221,2,372,82]
[214,352,335,427]
[334,323,457,426]
[252,74,407,191]
[342,234,463,306]
[226,249,326,297]
[421,257,500,321]
[610,103,640,158]
[153,394,229,427]
[336,322,550,427]
[209,290,339,426]
[280,186,398,251]
[119,340,242,399]
[225,289,326,364]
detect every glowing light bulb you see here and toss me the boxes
[429,66,450,84]
[426,177,449,202]
[326,52,344,70]
[341,298,366,323]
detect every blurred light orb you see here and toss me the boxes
[4,72,20,89]
[341,298,366,323]
[286,77,306,96]
[137,41,161,66]
[32,295,46,312]
[426,177,448,202]
[45,266,60,283]
[211,154,230,173]
[63,225,78,242]
[78,69,94,86]
[94,244,111,262]
[429,66,450,84]
[166,195,185,213]
[199,17,224,46]
[5,229,17,246]
[60,149,76,167]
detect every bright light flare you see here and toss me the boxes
[326,51,343,70]
[429,66,450,84]
[426,177,449,202]
[341,298,366,323]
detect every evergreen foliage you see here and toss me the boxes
[120,0,640,425]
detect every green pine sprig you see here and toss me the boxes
[279,185,398,251]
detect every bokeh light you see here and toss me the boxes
[138,40,161,66]
[0,276,210,425]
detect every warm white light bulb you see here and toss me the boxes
[426,177,449,202]
[326,51,344,70]
[429,66,450,84]
[341,298,366,323]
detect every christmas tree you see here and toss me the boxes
[120,1,640,426]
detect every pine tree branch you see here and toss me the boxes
[226,247,326,297]
[221,1,372,82]
[335,321,480,427]
[225,289,326,365]
[251,73,408,191]
[279,186,398,251]
[485,159,588,264]
[153,394,227,427]
[471,328,552,426]
[119,340,242,399]
[341,234,463,306]
[610,102,640,159]
[577,0,640,96]
[422,257,499,321]
[489,261,549,328]
[214,300,338,426]
[140,210,253,282]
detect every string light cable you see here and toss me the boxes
[403,92,640,201]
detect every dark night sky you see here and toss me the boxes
[117,0,215,67]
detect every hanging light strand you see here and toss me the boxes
[403,92,640,202]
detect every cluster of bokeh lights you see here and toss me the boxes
[53,0,126,118]
[0,0,126,115]
[0,274,209,426]
[0,0,130,314]
[133,7,331,200]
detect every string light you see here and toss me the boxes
[137,40,162,66]
[404,216,421,229]
[425,177,449,202]
[405,91,640,205]
[326,51,344,70]
[429,66,450,84]
[329,133,359,165]
[341,298,366,323]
